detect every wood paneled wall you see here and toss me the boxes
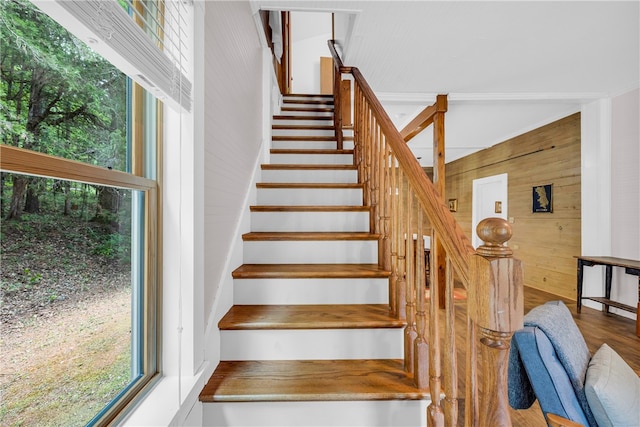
[445,113,581,299]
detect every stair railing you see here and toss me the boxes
[328,40,524,427]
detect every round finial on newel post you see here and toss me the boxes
[476,217,513,257]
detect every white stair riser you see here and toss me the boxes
[233,278,389,305]
[273,119,333,126]
[272,140,355,150]
[203,400,428,427]
[250,211,369,232]
[261,169,357,184]
[243,240,377,264]
[272,129,335,137]
[220,328,403,360]
[256,187,362,205]
[269,153,353,165]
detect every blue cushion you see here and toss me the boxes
[523,301,597,426]
[511,327,591,426]
[533,328,591,426]
[508,301,597,426]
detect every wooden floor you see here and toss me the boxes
[509,286,640,426]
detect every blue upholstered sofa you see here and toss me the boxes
[508,300,640,427]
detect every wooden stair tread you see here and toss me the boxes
[281,105,333,110]
[273,115,333,121]
[242,232,379,241]
[283,99,334,105]
[232,263,390,279]
[273,135,353,141]
[285,94,333,98]
[261,164,356,170]
[249,205,369,212]
[272,124,335,130]
[269,148,353,155]
[219,304,404,330]
[200,359,428,402]
[272,135,338,141]
[256,183,362,189]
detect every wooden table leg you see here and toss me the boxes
[577,259,585,313]
[637,277,640,337]
[604,265,613,313]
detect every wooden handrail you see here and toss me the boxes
[349,66,475,286]
[328,39,524,427]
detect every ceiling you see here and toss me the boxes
[254,1,640,166]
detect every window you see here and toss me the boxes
[0,0,161,424]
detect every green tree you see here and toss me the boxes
[0,0,127,220]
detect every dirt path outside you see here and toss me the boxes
[1,286,131,426]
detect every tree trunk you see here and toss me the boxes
[93,187,122,231]
[0,173,6,217]
[24,186,40,213]
[62,181,72,216]
[6,175,28,220]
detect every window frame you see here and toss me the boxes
[0,144,161,426]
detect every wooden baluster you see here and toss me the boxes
[333,63,343,150]
[353,86,362,177]
[370,118,379,237]
[381,141,392,272]
[427,233,444,426]
[377,130,389,268]
[468,218,524,427]
[413,208,429,389]
[443,257,458,426]
[355,91,362,186]
[360,104,368,202]
[396,168,407,320]
[364,108,372,213]
[404,189,417,374]
[465,317,479,427]
[389,153,398,316]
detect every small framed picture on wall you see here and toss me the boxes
[532,184,553,213]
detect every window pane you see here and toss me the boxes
[0,173,141,426]
[0,0,128,171]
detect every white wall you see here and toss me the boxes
[610,88,640,316]
[581,88,639,321]
[290,11,332,94]
[203,1,265,324]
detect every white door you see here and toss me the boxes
[472,173,508,248]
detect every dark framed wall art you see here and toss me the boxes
[532,184,553,213]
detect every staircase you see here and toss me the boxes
[200,94,430,426]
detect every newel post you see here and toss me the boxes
[468,218,523,427]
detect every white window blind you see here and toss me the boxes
[34,0,192,112]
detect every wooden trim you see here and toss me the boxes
[0,145,155,191]
[546,413,585,427]
[154,99,164,372]
[400,95,447,143]
[131,82,145,176]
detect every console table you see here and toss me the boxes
[575,255,640,337]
